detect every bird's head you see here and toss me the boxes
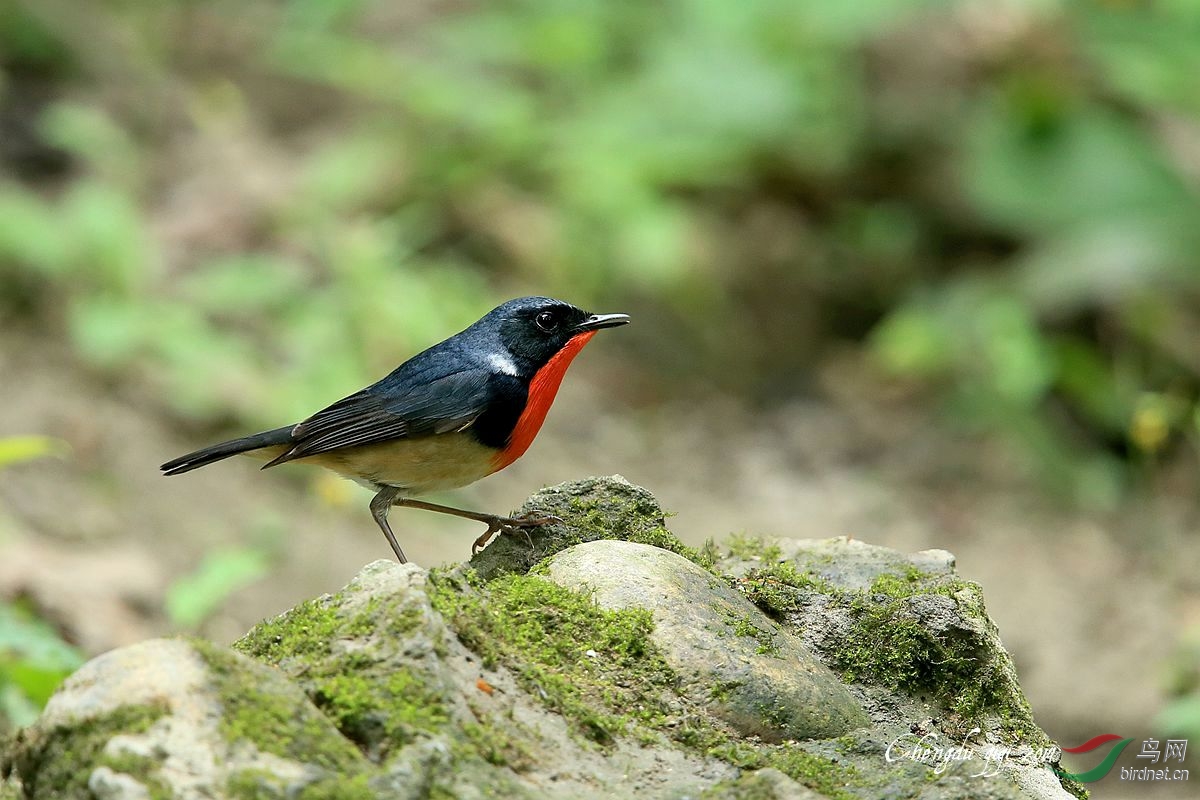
[482,296,630,373]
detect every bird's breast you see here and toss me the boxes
[491,330,597,472]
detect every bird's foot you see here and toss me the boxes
[498,512,563,548]
[470,512,563,555]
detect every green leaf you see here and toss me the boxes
[4,660,73,707]
[0,602,84,723]
[67,296,153,367]
[0,187,72,274]
[62,181,156,294]
[300,133,404,212]
[165,546,273,629]
[0,436,70,470]
[976,296,1053,406]
[1052,337,1131,434]
[0,683,41,728]
[966,97,1190,234]
[181,254,305,314]
[1155,693,1200,740]
[39,102,141,188]
[871,307,952,376]
[0,604,84,673]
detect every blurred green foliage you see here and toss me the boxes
[165,545,274,630]
[1,0,1199,502]
[0,602,83,729]
[1156,626,1200,741]
[0,436,80,730]
[0,436,69,469]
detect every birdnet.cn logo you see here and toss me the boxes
[1055,734,1189,783]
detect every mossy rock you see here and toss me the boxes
[544,540,868,740]
[468,474,714,579]
[721,536,1045,744]
[1,638,366,800]
[2,477,1078,800]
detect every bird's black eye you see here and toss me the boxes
[535,311,558,332]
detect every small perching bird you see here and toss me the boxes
[160,297,630,563]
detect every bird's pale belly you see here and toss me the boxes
[254,433,502,495]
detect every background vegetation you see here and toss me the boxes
[2,0,1199,768]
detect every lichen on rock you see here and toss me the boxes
[1,476,1079,800]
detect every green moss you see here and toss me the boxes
[430,565,867,798]
[296,773,375,800]
[734,561,836,615]
[836,601,945,688]
[230,590,441,760]
[190,639,365,773]
[697,539,722,567]
[429,568,678,745]
[97,751,172,800]
[230,574,548,778]
[459,719,537,771]
[725,534,783,563]
[679,713,865,798]
[313,668,449,749]
[704,740,858,800]
[1061,773,1090,800]
[701,773,781,800]
[733,561,1041,740]
[559,494,714,569]
[770,747,859,799]
[225,768,287,800]
[833,575,987,714]
[234,593,420,667]
[477,479,716,576]
[729,613,781,657]
[867,565,927,596]
[226,769,375,800]
[234,596,345,663]
[830,570,1039,739]
[5,702,167,800]
[707,680,740,703]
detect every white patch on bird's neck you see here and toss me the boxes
[487,351,518,376]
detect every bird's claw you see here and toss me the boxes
[471,520,504,556]
[470,512,563,555]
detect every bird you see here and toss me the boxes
[160,296,630,563]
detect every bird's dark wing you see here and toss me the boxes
[263,368,493,467]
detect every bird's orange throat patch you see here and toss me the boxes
[491,331,597,472]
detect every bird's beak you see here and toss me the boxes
[576,313,631,332]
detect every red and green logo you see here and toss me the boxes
[1054,734,1135,782]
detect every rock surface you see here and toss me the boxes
[545,540,868,740]
[1,476,1079,800]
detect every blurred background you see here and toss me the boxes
[1,0,1198,794]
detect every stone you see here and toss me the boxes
[2,477,1079,800]
[3,638,364,800]
[86,767,150,800]
[702,767,829,800]
[722,535,958,590]
[544,539,869,740]
[469,474,694,579]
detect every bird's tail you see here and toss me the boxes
[160,426,295,476]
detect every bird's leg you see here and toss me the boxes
[369,486,408,564]
[390,498,560,555]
